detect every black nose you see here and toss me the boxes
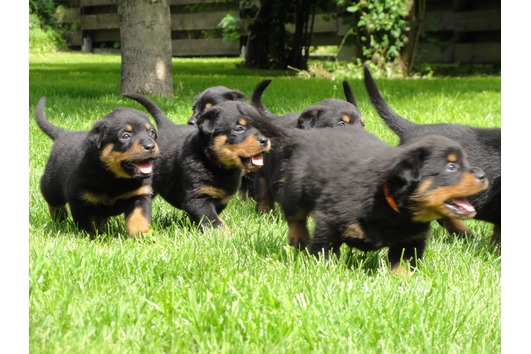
[142,141,155,152]
[258,136,269,147]
[471,167,486,181]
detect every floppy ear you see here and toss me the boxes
[197,108,220,136]
[297,109,321,129]
[87,120,107,149]
[223,90,246,102]
[385,146,430,196]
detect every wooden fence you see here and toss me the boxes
[57,0,500,64]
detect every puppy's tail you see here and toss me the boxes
[342,80,358,108]
[35,97,67,140]
[122,93,174,128]
[363,64,415,137]
[251,79,276,119]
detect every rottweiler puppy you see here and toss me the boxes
[272,126,488,273]
[252,86,366,212]
[124,93,273,230]
[363,64,501,244]
[251,79,362,127]
[187,85,247,125]
[35,97,160,238]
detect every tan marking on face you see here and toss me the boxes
[82,185,153,206]
[342,223,365,240]
[341,114,350,124]
[212,134,270,170]
[124,124,133,132]
[145,123,151,130]
[204,103,213,110]
[125,206,150,237]
[238,118,247,126]
[100,142,159,179]
[447,153,458,162]
[411,172,488,222]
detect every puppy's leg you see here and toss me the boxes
[48,204,68,221]
[388,239,426,275]
[124,196,152,237]
[68,201,102,238]
[437,218,474,238]
[254,175,275,213]
[490,223,501,244]
[186,200,227,230]
[286,217,310,251]
[309,223,341,259]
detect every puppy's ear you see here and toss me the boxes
[297,109,321,129]
[88,120,107,149]
[386,146,430,196]
[223,90,246,102]
[197,108,220,136]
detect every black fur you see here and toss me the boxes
[270,126,488,273]
[124,93,281,230]
[36,96,160,237]
[363,64,501,243]
[187,86,247,125]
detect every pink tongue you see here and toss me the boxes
[452,199,475,212]
[136,162,153,174]
[251,155,263,166]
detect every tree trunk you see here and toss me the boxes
[117,0,174,97]
[245,0,273,69]
[395,0,426,75]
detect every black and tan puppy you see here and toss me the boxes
[252,89,366,212]
[187,85,247,125]
[251,79,363,127]
[363,64,501,244]
[124,93,272,230]
[36,97,160,238]
[273,126,488,273]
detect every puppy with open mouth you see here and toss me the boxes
[35,97,160,238]
[124,93,273,230]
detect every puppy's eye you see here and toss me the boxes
[337,121,346,126]
[149,129,156,138]
[446,162,459,172]
[121,132,131,140]
[234,125,246,133]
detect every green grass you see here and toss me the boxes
[29,52,501,353]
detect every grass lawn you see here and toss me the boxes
[28,52,501,353]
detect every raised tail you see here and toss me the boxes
[251,79,275,118]
[342,80,358,108]
[35,97,67,140]
[122,93,175,128]
[362,64,415,137]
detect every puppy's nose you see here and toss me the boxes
[471,167,486,182]
[258,136,269,147]
[142,141,155,152]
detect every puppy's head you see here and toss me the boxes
[89,108,160,179]
[296,99,365,129]
[195,101,277,172]
[188,86,247,125]
[384,135,488,222]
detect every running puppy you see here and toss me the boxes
[363,64,501,243]
[273,127,488,273]
[124,93,273,230]
[36,97,160,238]
[187,85,247,125]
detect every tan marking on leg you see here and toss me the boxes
[48,205,68,221]
[125,207,150,237]
[287,220,310,249]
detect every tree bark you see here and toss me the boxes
[396,0,426,75]
[117,0,174,97]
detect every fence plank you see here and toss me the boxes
[172,38,240,56]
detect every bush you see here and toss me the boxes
[29,12,68,54]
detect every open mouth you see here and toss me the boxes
[444,198,476,218]
[122,159,154,178]
[241,153,265,171]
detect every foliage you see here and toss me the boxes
[29,12,68,54]
[218,11,241,42]
[338,0,410,68]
